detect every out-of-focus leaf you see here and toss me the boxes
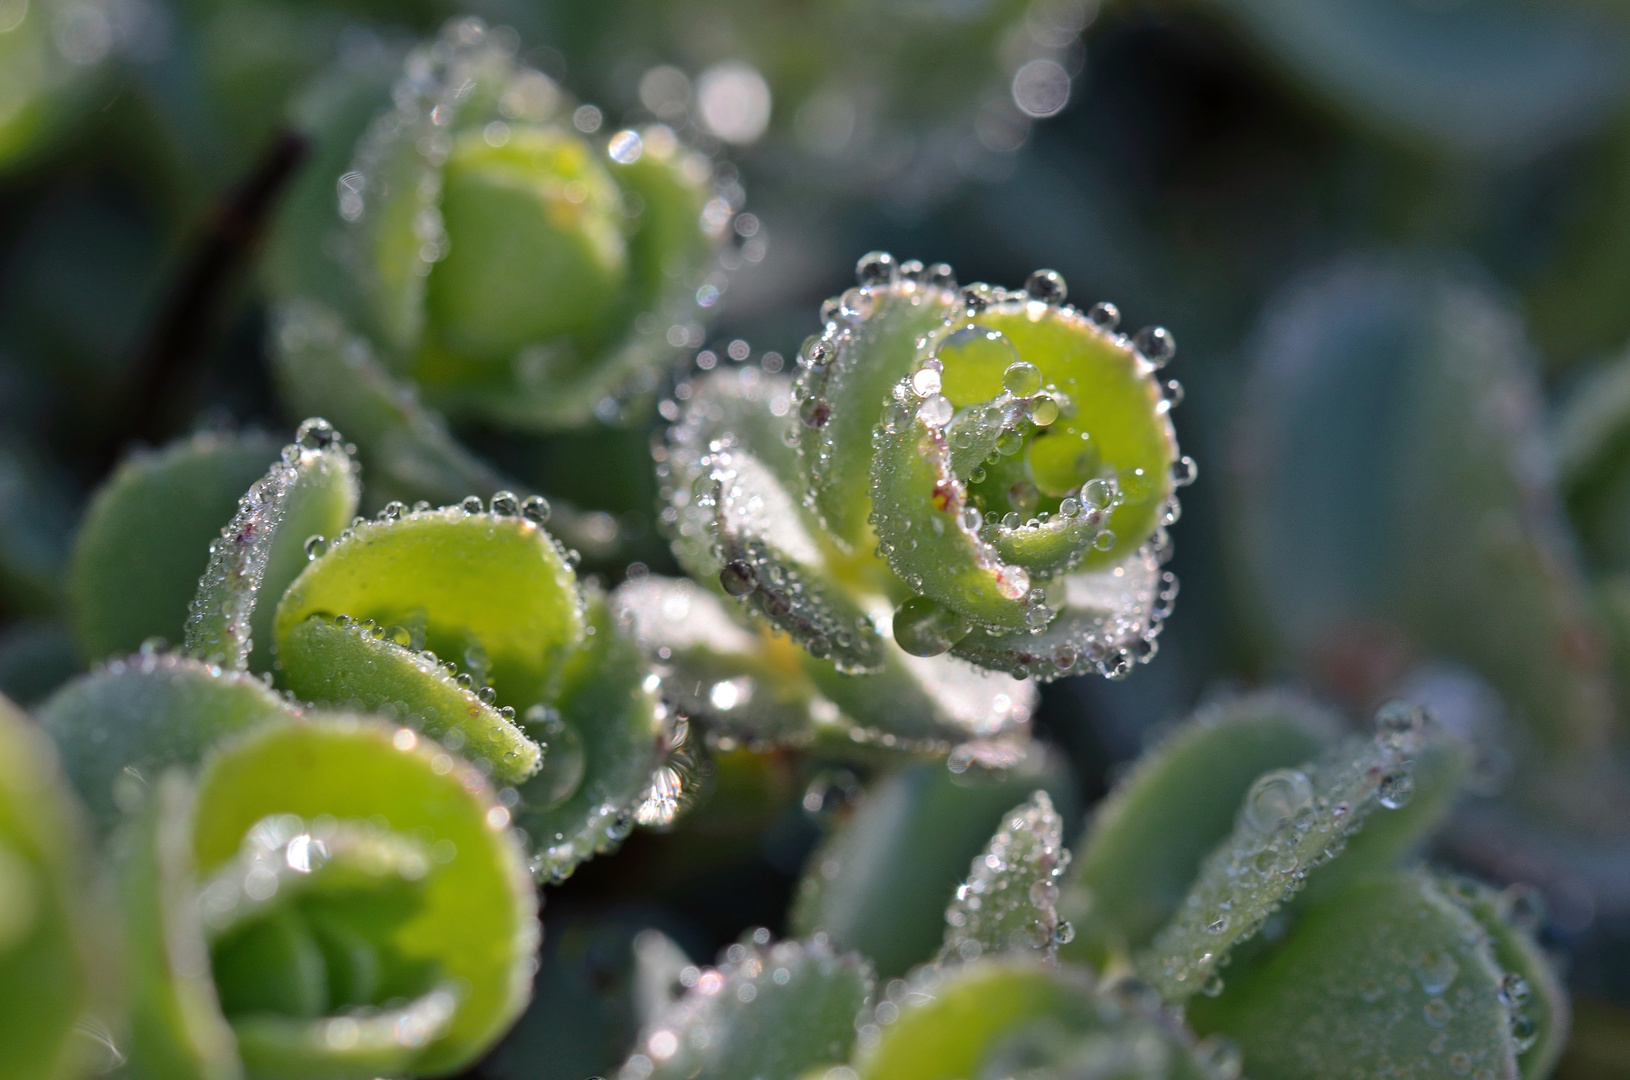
[275,504,585,713]
[0,691,96,1080]
[1234,255,1615,772]
[38,652,296,834]
[190,717,539,1077]
[278,614,541,784]
[1187,871,1524,1080]
[1059,690,1337,969]
[1200,0,1630,161]
[1557,344,1630,569]
[185,420,359,673]
[69,433,280,663]
[516,591,665,883]
[622,934,872,1080]
[1137,709,1434,1001]
[790,748,1076,979]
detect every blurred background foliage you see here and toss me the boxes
[6,0,1630,1075]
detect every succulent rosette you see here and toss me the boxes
[650,250,1187,752]
[267,17,750,434]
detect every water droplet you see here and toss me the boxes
[1194,1035,1243,1080]
[296,418,338,450]
[893,596,971,657]
[927,263,957,289]
[460,495,484,514]
[1171,455,1198,488]
[800,397,832,427]
[838,287,874,321]
[1200,973,1225,997]
[1509,1011,1537,1052]
[856,250,896,286]
[1002,361,1043,396]
[719,561,756,597]
[917,394,953,429]
[1374,699,1428,750]
[1133,325,1176,367]
[490,490,520,516]
[1423,997,1453,1028]
[1499,973,1531,1008]
[1028,397,1059,426]
[1498,884,1546,932]
[1051,920,1074,945]
[304,535,328,561]
[1244,768,1314,833]
[1378,770,1414,809]
[522,495,551,524]
[910,367,943,396]
[1417,949,1459,994]
[936,324,1019,373]
[1087,301,1120,330]
[1081,477,1112,508]
[1024,269,1066,305]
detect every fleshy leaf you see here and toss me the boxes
[948,540,1177,681]
[1136,706,1433,1000]
[621,935,872,1080]
[190,717,539,1077]
[38,652,297,834]
[612,574,835,748]
[274,503,585,713]
[115,774,242,1080]
[1441,875,1570,1080]
[0,692,97,1080]
[515,591,665,883]
[1187,871,1521,1080]
[69,432,281,663]
[268,300,619,561]
[792,265,963,550]
[851,958,1221,1080]
[1556,344,1630,569]
[791,749,1075,979]
[185,420,359,672]
[278,614,541,784]
[1060,691,1337,970]
[939,791,1070,966]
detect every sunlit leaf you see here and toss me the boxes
[939,791,1069,966]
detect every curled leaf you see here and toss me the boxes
[274,503,585,713]
[69,432,281,663]
[185,420,359,672]
[277,614,541,784]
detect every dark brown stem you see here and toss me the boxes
[97,129,309,468]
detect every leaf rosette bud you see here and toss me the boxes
[274,17,746,432]
[663,252,1188,692]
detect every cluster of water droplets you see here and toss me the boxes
[183,417,357,671]
[619,929,872,1080]
[940,791,1075,966]
[1139,701,1436,1000]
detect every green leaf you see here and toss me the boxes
[623,935,872,1080]
[0,693,97,1080]
[115,774,241,1080]
[1060,691,1337,969]
[69,432,281,663]
[1187,871,1520,1080]
[790,749,1075,979]
[851,958,1219,1080]
[274,504,585,713]
[1556,344,1630,570]
[939,791,1070,966]
[190,717,539,1077]
[37,653,296,834]
[1440,875,1570,1080]
[516,591,665,883]
[185,421,360,672]
[278,614,541,784]
[1236,256,1614,768]
[1135,707,1431,1001]
[792,266,963,551]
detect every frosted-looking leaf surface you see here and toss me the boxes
[940,791,1070,965]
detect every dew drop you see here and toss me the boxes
[295,418,338,450]
[1051,920,1074,945]
[926,263,957,289]
[1509,1011,1537,1052]
[1133,325,1176,367]
[800,397,832,428]
[1378,770,1414,810]
[460,495,485,514]
[1024,269,1066,305]
[304,535,328,561]
[1244,768,1314,833]
[856,250,896,286]
[910,367,943,396]
[935,325,1019,373]
[1028,397,1059,426]
[521,495,552,524]
[917,394,953,429]
[1086,301,1120,330]
[1002,361,1043,396]
[892,596,971,657]
[719,560,756,597]
[1499,973,1531,1008]
[490,490,520,516]
[1423,997,1453,1028]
